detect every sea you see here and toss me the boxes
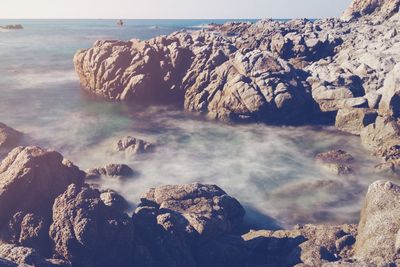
[0,19,383,229]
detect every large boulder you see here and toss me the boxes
[354,181,400,265]
[132,183,245,267]
[49,184,135,267]
[74,31,316,123]
[0,146,84,228]
[335,108,377,135]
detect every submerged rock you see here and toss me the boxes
[115,136,154,155]
[86,163,135,179]
[315,150,355,176]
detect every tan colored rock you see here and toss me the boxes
[354,181,400,265]
[335,108,377,135]
[0,146,84,228]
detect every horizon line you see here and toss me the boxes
[0,17,328,20]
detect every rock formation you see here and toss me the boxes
[341,0,400,21]
[115,136,154,155]
[0,123,22,157]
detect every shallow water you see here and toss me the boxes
[0,19,385,229]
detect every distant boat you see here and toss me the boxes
[117,20,124,27]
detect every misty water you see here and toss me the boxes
[0,19,385,229]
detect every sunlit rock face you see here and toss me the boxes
[341,0,400,21]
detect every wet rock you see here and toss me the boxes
[243,224,357,266]
[115,136,154,155]
[0,146,84,229]
[0,123,22,155]
[100,189,129,212]
[49,184,134,267]
[86,164,135,179]
[315,150,355,175]
[354,181,400,265]
[335,108,377,135]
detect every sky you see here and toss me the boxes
[0,0,352,19]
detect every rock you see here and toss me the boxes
[315,150,355,165]
[0,25,23,30]
[335,108,377,135]
[139,183,245,238]
[100,190,129,212]
[115,136,154,155]
[86,164,135,179]
[49,184,135,267]
[360,116,400,155]
[0,146,84,229]
[243,224,357,266]
[354,181,400,265]
[0,243,46,267]
[341,0,400,21]
[315,150,356,176]
[379,62,400,117]
[0,123,22,155]
[132,183,245,267]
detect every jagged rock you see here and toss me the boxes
[0,243,53,267]
[0,146,84,229]
[86,164,135,179]
[335,108,377,135]
[132,183,245,267]
[0,123,22,155]
[243,224,357,266]
[315,150,355,175]
[49,184,134,267]
[100,190,129,212]
[115,136,154,155]
[379,62,400,117]
[342,0,400,21]
[360,116,400,155]
[354,181,400,265]
[74,29,316,123]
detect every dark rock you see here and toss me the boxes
[49,184,135,267]
[100,190,129,212]
[0,146,84,228]
[86,164,135,179]
[115,136,154,155]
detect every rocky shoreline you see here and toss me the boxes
[1,0,400,266]
[74,0,400,168]
[0,142,399,266]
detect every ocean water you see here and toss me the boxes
[0,19,384,229]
